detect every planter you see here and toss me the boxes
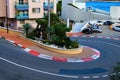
[36,42,83,55]
[20,36,83,55]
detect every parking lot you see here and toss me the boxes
[82,21,120,38]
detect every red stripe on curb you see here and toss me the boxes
[94,52,100,56]
[94,36,98,38]
[21,46,26,49]
[82,58,93,62]
[13,42,18,45]
[52,57,67,62]
[29,50,40,56]
[86,35,90,37]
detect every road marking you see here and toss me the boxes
[0,57,79,78]
[93,76,100,78]
[83,76,90,78]
[106,43,120,48]
[102,75,108,77]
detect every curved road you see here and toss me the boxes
[0,37,120,80]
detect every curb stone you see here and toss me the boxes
[0,36,101,62]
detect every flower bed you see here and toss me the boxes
[36,41,83,54]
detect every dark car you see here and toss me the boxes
[82,26,102,34]
[103,21,114,26]
[82,28,91,34]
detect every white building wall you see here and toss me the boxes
[62,0,111,21]
[110,6,120,20]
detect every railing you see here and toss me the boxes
[43,2,54,10]
[15,2,29,10]
[15,2,28,5]
[16,14,29,19]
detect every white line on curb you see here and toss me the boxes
[38,54,52,60]
[24,48,31,52]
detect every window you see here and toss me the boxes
[32,8,40,13]
[19,20,25,24]
[32,0,40,2]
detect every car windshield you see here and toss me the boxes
[116,26,120,28]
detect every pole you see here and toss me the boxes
[48,0,50,27]
[6,0,9,34]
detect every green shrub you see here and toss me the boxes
[71,40,79,48]
[26,30,36,40]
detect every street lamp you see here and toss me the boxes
[48,0,50,27]
[6,0,9,34]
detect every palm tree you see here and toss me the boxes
[23,23,31,36]
[35,19,48,39]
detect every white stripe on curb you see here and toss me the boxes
[17,44,23,47]
[24,48,31,52]
[38,54,52,60]
[8,40,14,43]
[67,58,84,62]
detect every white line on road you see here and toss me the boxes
[106,43,120,48]
[0,57,79,79]
[93,76,100,78]
[102,75,108,77]
[83,76,90,78]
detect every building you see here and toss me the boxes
[0,0,57,30]
[62,0,120,22]
[110,6,120,20]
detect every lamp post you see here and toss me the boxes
[48,0,50,27]
[6,0,9,34]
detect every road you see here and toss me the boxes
[0,37,120,80]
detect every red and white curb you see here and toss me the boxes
[25,46,100,62]
[0,36,100,62]
[71,35,120,41]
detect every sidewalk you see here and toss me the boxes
[0,28,35,47]
[0,27,100,62]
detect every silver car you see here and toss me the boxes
[113,26,120,32]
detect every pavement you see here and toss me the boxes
[0,27,100,62]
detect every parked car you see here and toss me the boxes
[103,21,114,26]
[96,20,103,26]
[113,25,120,32]
[82,25,102,34]
[82,28,91,34]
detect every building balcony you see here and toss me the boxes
[16,14,29,19]
[15,2,29,10]
[43,2,54,10]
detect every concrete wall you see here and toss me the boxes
[62,0,111,21]
[29,0,44,18]
[110,6,120,20]
[7,0,16,18]
[0,0,6,17]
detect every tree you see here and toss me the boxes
[50,23,79,49]
[35,19,48,39]
[110,62,120,80]
[44,13,60,26]
[57,0,62,16]
[35,13,60,39]
[23,23,31,36]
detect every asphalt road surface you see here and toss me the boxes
[0,37,120,80]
